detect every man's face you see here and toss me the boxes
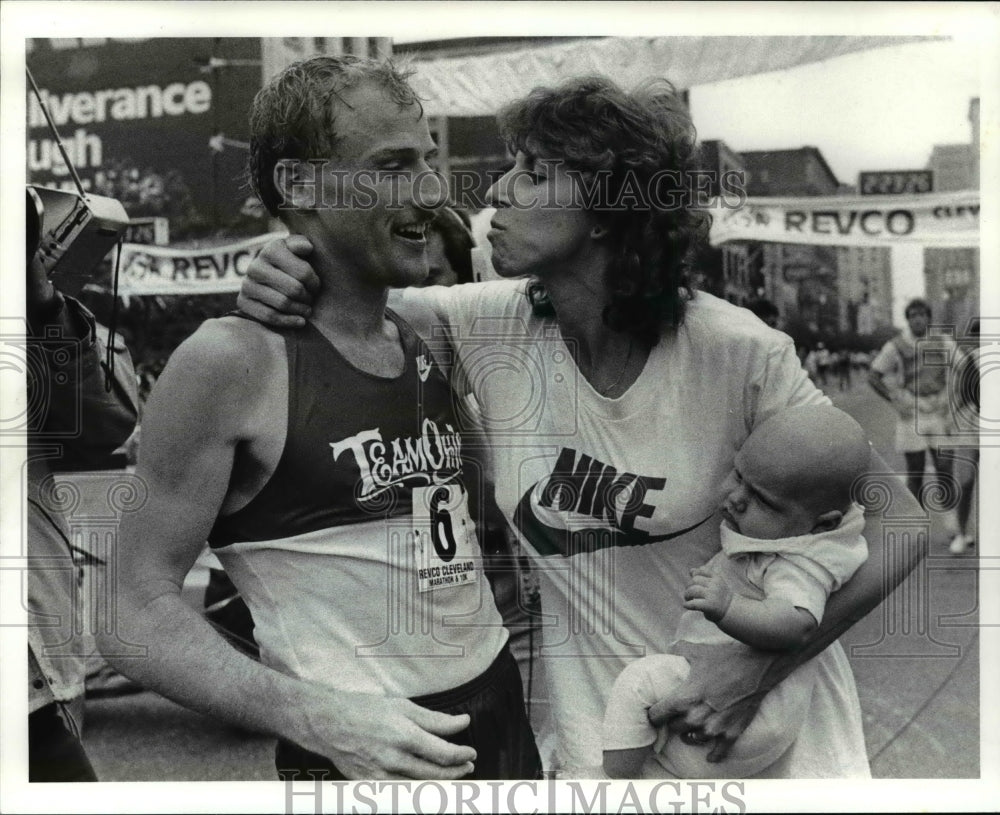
[485,151,598,279]
[906,307,930,337]
[292,81,447,290]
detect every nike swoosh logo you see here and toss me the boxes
[416,355,431,382]
[514,488,714,558]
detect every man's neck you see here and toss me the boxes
[303,233,391,339]
[308,279,406,379]
[311,281,390,340]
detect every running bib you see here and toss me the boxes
[413,484,479,593]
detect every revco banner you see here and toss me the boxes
[117,233,285,295]
[710,190,979,248]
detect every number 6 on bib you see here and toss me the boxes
[413,484,480,593]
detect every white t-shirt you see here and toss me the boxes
[406,280,871,778]
[870,328,957,451]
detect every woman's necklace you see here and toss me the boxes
[596,336,634,397]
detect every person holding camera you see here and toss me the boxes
[26,194,139,781]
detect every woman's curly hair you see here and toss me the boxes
[497,76,709,345]
[248,55,422,218]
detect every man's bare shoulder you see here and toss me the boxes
[152,316,286,425]
[171,316,284,377]
[133,315,289,509]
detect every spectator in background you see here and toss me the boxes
[423,206,476,287]
[25,190,139,781]
[835,348,852,391]
[814,343,831,387]
[869,298,958,513]
[944,317,980,555]
[803,346,819,383]
[851,350,871,374]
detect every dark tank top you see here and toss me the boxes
[209,310,473,547]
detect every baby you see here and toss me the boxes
[603,405,871,779]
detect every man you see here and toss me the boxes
[26,194,139,781]
[99,55,539,780]
[869,298,958,518]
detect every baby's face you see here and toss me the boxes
[720,447,819,540]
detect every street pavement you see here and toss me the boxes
[825,373,979,779]
[80,373,981,781]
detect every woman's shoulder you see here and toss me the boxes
[683,291,790,349]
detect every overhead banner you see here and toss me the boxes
[709,190,979,248]
[117,233,285,295]
[410,35,938,117]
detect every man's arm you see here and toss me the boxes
[867,367,893,403]
[867,341,915,418]
[98,322,476,779]
[649,449,936,762]
[869,368,916,421]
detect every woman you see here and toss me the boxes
[239,76,927,778]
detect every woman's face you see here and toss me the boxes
[485,151,599,279]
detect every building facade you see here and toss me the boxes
[924,97,980,335]
[693,140,752,303]
[834,246,894,336]
[741,147,841,198]
[740,147,842,337]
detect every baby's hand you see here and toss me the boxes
[683,568,733,622]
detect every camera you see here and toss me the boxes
[27,185,129,298]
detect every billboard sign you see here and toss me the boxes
[124,217,170,246]
[859,170,934,196]
[26,38,264,240]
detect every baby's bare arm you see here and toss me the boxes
[683,567,817,650]
[714,595,816,650]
